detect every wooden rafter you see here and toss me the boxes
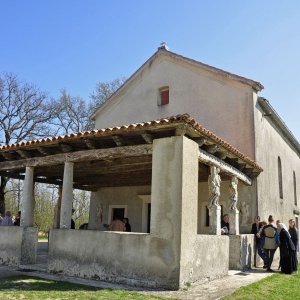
[0,144,153,171]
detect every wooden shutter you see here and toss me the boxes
[160,89,169,105]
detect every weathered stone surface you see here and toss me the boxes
[229,234,254,270]
[0,227,23,265]
[48,229,178,289]
[21,227,38,265]
[0,226,37,266]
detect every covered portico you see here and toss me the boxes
[0,114,262,289]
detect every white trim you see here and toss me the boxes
[198,149,252,185]
[108,205,128,224]
[138,195,151,233]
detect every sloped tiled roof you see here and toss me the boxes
[0,114,262,172]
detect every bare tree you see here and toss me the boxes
[0,72,57,214]
[90,77,126,112]
[50,89,92,135]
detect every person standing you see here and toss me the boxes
[277,222,297,274]
[252,216,267,268]
[108,217,125,232]
[14,211,21,226]
[261,215,278,272]
[288,219,298,271]
[70,209,76,229]
[1,211,13,226]
[123,218,131,232]
[221,214,230,235]
[251,216,260,266]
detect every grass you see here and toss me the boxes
[222,266,300,300]
[37,237,48,242]
[0,276,172,300]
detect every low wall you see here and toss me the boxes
[48,229,180,289]
[0,226,23,265]
[229,234,254,270]
[0,226,37,266]
[21,227,38,264]
[180,235,229,285]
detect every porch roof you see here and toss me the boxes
[0,114,262,190]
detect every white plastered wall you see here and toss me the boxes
[95,54,256,159]
[253,93,300,227]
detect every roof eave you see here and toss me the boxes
[258,97,300,156]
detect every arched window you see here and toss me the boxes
[294,171,297,206]
[278,157,283,199]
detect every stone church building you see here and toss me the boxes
[0,45,299,289]
[92,45,299,234]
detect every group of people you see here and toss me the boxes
[105,217,131,232]
[251,215,298,274]
[0,210,21,226]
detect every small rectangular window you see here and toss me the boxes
[159,87,169,105]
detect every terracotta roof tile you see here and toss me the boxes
[0,114,262,172]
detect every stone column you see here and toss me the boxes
[88,192,103,230]
[228,176,239,235]
[60,162,74,229]
[21,166,35,227]
[208,166,221,235]
[53,186,62,229]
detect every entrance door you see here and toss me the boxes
[112,208,125,220]
[147,203,151,233]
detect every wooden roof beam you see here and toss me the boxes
[16,150,32,159]
[0,144,153,171]
[84,139,97,149]
[215,151,227,160]
[141,133,153,144]
[1,152,16,160]
[205,144,218,154]
[194,137,208,147]
[37,147,53,156]
[112,135,126,147]
[60,143,73,153]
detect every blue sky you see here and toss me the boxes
[1,1,299,140]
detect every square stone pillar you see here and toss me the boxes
[53,186,62,229]
[60,162,74,229]
[150,136,199,287]
[228,210,240,235]
[21,166,35,227]
[209,205,221,235]
[88,192,103,230]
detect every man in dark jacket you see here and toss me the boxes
[221,214,230,235]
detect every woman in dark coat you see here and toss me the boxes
[289,219,298,271]
[277,223,297,274]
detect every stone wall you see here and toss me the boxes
[48,229,179,289]
[0,226,37,266]
[180,235,229,285]
[229,234,254,270]
[49,137,230,289]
